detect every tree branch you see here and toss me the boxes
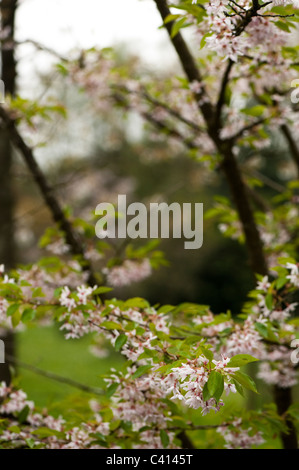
[153,0,215,129]
[114,84,205,134]
[6,354,103,396]
[0,106,98,286]
[215,59,234,129]
[227,117,268,142]
[112,91,199,150]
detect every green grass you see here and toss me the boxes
[15,325,122,410]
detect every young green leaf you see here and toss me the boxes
[132,364,152,379]
[230,371,258,394]
[228,354,259,368]
[106,382,119,398]
[114,334,127,352]
[160,429,170,448]
[207,371,224,402]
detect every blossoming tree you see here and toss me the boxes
[0,0,299,449]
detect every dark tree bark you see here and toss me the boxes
[0,0,18,385]
[274,386,298,449]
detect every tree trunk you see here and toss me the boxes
[0,0,18,385]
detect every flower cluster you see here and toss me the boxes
[286,262,299,287]
[0,382,113,449]
[103,259,152,287]
[162,355,238,415]
[217,419,264,449]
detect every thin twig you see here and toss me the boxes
[5,354,103,396]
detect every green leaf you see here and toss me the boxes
[228,354,259,368]
[56,63,69,76]
[164,13,181,24]
[255,322,279,343]
[275,20,290,32]
[231,379,244,397]
[53,287,63,299]
[114,334,127,352]
[160,429,170,448]
[11,310,22,328]
[32,287,45,298]
[101,321,123,330]
[255,321,268,338]
[156,360,184,375]
[121,420,132,433]
[276,276,288,290]
[6,303,21,317]
[32,427,64,439]
[197,345,213,362]
[93,432,108,446]
[8,425,20,434]
[123,298,150,309]
[106,382,119,398]
[25,438,35,449]
[93,286,113,295]
[202,381,211,401]
[132,364,152,379]
[21,308,36,323]
[287,404,299,422]
[241,105,265,117]
[265,293,273,311]
[206,371,224,402]
[157,305,175,315]
[171,17,187,38]
[18,405,30,424]
[230,371,258,394]
[138,348,159,361]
